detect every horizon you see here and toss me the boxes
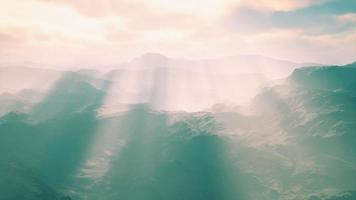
[0,52,348,71]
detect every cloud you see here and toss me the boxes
[39,0,124,17]
[0,0,355,66]
[39,0,222,31]
[336,13,356,23]
[226,0,356,35]
[238,0,324,12]
[0,31,23,45]
[0,27,42,49]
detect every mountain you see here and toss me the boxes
[288,64,356,94]
[0,59,355,200]
[0,53,317,115]
[0,66,64,94]
[211,63,356,199]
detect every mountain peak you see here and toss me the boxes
[139,53,168,60]
[130,53,170,67]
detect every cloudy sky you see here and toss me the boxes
[0,0,355,67]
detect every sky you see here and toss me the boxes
[0,0,355,67]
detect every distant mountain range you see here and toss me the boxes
[0,54,319,116]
